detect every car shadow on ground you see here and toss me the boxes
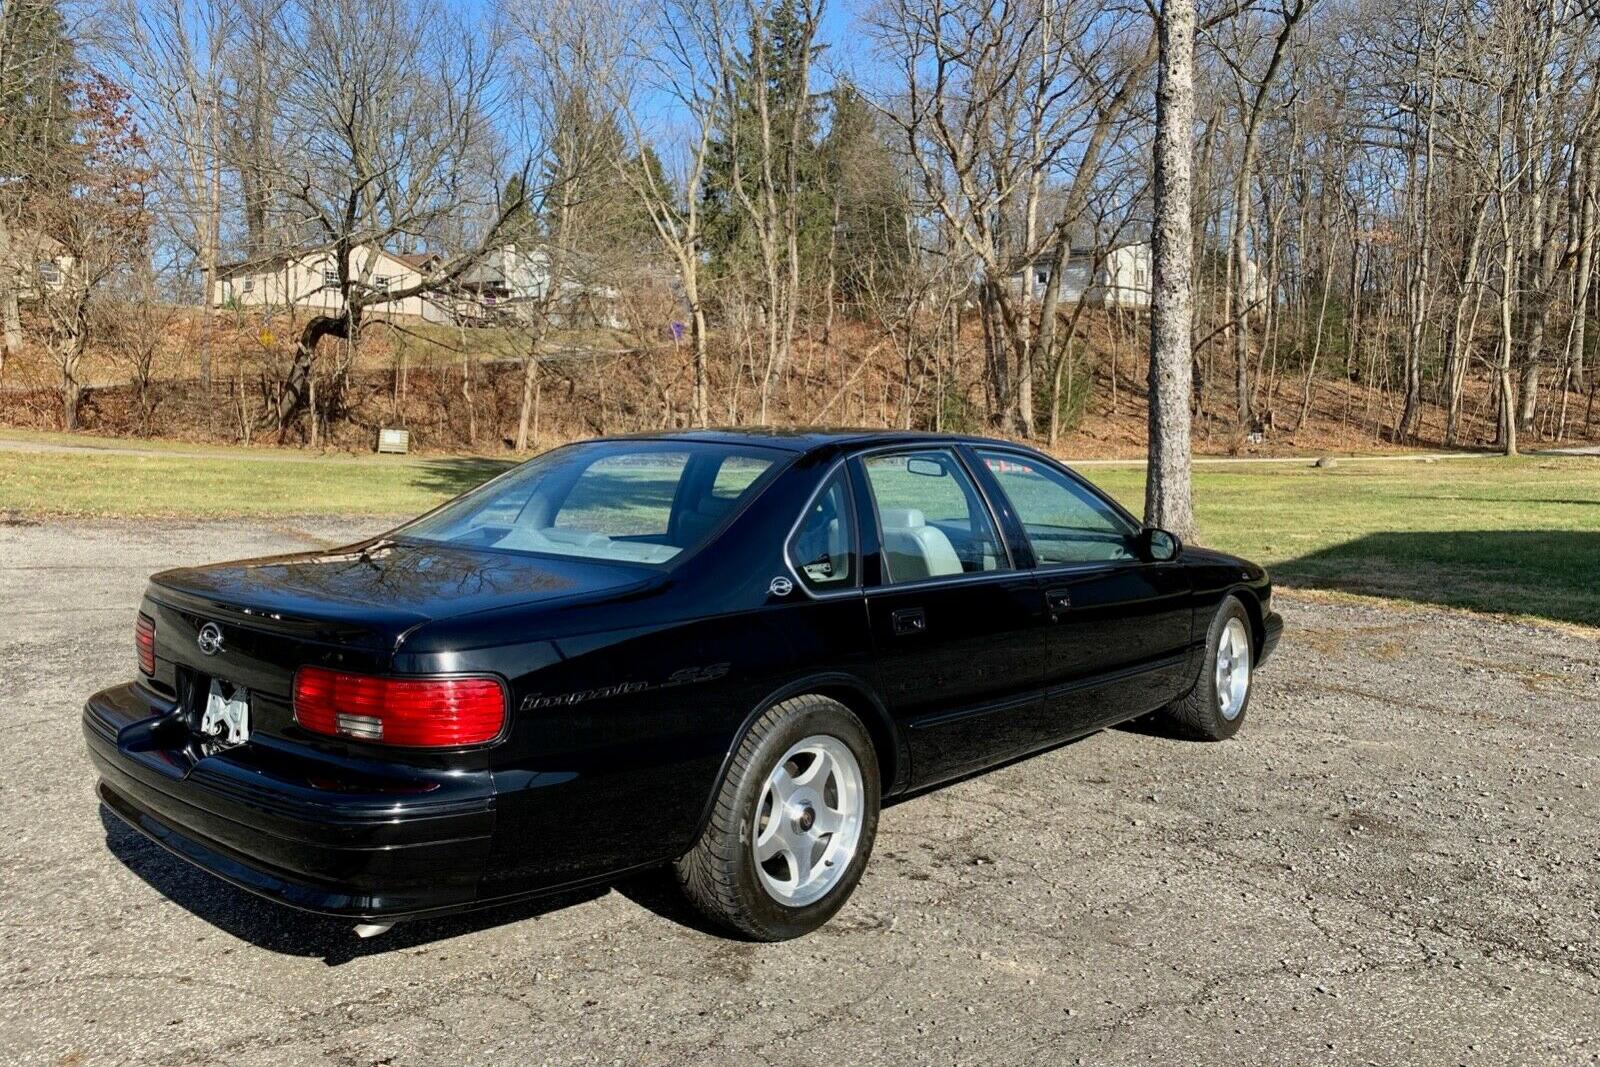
[101,807,618,965]
[1274,529,1600,628]
[407,457,514,499]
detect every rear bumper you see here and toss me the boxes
[84,682,496,921]
[1259,610,1284,665]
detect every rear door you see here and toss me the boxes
[854,447,1053,787]
[969,447,1193,735]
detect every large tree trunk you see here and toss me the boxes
[1145,0,1198,542]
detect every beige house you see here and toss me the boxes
[212,245,459,323]
[0,227,76,299]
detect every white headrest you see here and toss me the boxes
[880,508,925,529]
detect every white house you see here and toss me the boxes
[1014,241,1153,309]
[212,245,457,323]
[1016,240,1270,310]
[458,244,626,328]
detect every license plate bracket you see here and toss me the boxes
[200,679,250,745]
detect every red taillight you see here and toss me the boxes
[292,666,505,747]
[135,613,156,675]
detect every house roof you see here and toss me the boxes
[1,226,66,261]
[217,245,443,278]
[393,252,441,270]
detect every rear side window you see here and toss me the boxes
[711,455,771,499]
[977,450,1137,564]
[788,470,854,590]
[860,450,1006,583]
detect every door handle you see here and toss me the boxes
[1045,587,1072,617]
[891,608,927,636]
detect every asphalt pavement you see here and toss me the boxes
[2,517,1596,1066]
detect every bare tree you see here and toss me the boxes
[1209,0,1305,433]
[109,0,230,391]
[505,0,631,449]
[705,0,826,425]
[260,0,528,433]
[604,0,731,427]
[874,0,1155,438]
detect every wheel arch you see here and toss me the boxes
[687,672,904,848]
[1225,584,1267,656]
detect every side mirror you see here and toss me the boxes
[1138,526,1182,562]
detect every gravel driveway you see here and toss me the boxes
[2,518,1596,1066]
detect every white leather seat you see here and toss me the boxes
[879,508,963,580]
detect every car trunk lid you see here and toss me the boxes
[142,538,656,750]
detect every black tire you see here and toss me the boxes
[1160,595,1254,741]
[675,694,880,940]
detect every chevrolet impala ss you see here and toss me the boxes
[85,430,1282,940]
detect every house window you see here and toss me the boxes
[1036,270,1048,284]
[240,277,255,293]
[373,275,392,294]
[322,268,338,286]
[36,262,61,286]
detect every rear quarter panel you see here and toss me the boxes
[395,453,880,895]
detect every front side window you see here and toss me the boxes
[401,442,781,566]
[977,450,1137,564]
[788,469,854,590]
[860,450,1006,583]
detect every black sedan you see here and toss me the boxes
[85,430,1282,940]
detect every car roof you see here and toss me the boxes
[605,427,1033,457]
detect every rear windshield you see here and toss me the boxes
[398,441,784,566]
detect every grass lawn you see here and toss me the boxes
[1087,456,1600,628]
[0,448,510,519]
[2,438,1596,626]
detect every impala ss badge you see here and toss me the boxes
[196,622,224,656]
[520,663,731,711]
[768,576,794,597]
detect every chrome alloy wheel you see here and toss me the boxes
[752,735,865,907]
[1215,616,1252,721]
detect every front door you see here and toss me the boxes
[854,448,1054,787]
[971,448,1194,734]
